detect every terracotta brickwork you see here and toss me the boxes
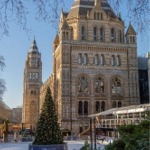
[22,0,140,134]
[39,0,140,134]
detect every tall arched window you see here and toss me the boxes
[118,30,122,43]
[118,101,122,107]
[111,28,115,42]
[93,27,97,41]
[96,101,100,112]
[116,55,121,66]
[83,54,88,65]
[111,55,115,66]
[112,101,116,108]
[100,27,104,42]
[95,54,99,65]
[84,101,88,115]
[78,53,82,64]
[97,13,100,20]
[81,26,85,40]
[78,101,83,115]
[101,101,105,111]
[100,54,104,65]
[112,77,122,95]
[94,12,96,19]
[95,77,104,94]
[100,13,103,20]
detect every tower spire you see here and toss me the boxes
[29,38,38,52]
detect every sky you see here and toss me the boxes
[0,0,149,108]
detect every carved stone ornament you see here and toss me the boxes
[78,76,88,92]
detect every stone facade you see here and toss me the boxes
[40,0,140,134]
[22,40,42,129]
[40,74,54,112]
[22,0,140,134]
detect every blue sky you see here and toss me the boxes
[0,0,149,108]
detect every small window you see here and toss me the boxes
[111,28,115,42]
[100,28,104,42]
[100,54,104,65]
[97,13,100,20]
[78,101,83,115]
[133,36,135,43]
[83,54,88,65]
[101,101,105,111]
[116,55,121,66]
[96,101,100,112]
[111,55,115,66]
[130,36,133,43]
[93,27,97,41]
[84,101,88,115]
[94,12,96,19]
[118,30,122,43]
[81,26,85,40]
[112,101,116,108]
[66,32,69,39]
[100,13,103,20]
[63,32,65,38]
[118,101,122,107]
[95,54,99,65]
[78,53,82,64]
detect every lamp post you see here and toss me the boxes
[90,118,93,150]
[94,118,97,150]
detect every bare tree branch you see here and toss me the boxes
[0,0,149,35]
[109,0,150,33]
[0,55,6,99]
[0,56,5,71]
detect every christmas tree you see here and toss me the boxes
[33,87,63,145]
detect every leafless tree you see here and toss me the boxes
[0,56,6,99]
[109,0,150,33]
[0,0,149,36]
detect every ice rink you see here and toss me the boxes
[0,141,105,150]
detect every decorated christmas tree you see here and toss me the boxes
[33,87,63,145]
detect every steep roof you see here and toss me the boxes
[54,34,60,44]
[67,0,117,19]
[29,39,39,52]
[61,18,69,30]
[126,23,136,35]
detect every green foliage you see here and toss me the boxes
[80,140,90,150]
[105,139,125,150]
[105,115,150,150]
[33,87,63,145]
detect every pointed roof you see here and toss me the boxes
[67,0,117,19]
[126,23,136,35]
[29,39,38,52]
[54,34,60,44]
[61,18,69,30]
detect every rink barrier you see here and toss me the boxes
[28,143,68,150]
